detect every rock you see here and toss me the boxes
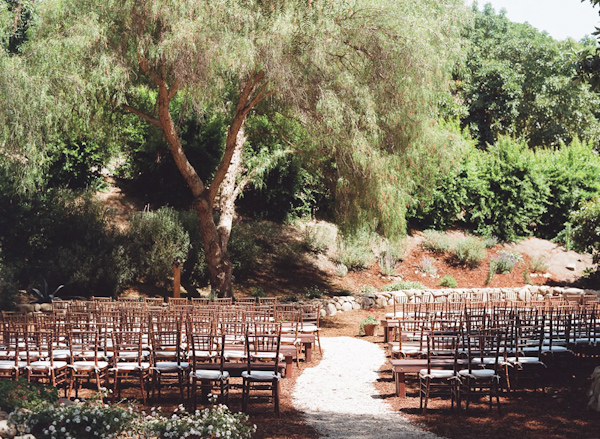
[341,302,353,312]
[14,304,33,313]
[352,302,361,310]
[564,287,585,295]
[40,303,53,312]
[326,303,337,316]
[33,304,41,312]
[375,296,388,307]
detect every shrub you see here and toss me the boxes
[451,237,486,268]
[529,255,549,273]
[250,287,266,298]
[418,256,437,275]
[438,275,457,288]
[304,286,326,299]
[483,235,499,248]
[127,207,191,288]
[303,222,337,254]
[422,230,452,254]
[336,230,375,271]
[0,378,58,413]
[334,263,349,277]
[11,397,137,439]
[0,188,133,298]
[571,197,600,264]
[228,222,264,281]
[379,253,396,276]
[359,285,377,295]
[490,250,523,274]
[136,405,255,439]
[381,280,425,291]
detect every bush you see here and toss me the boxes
[381,280,425,291]
[451,236,486,268]
[570,197,600,264]
[127,207,191,288]
[336,230,375,271]
[302,222,337,254]
[228,222,265,281]
[0,378,58,413]
[438,275,457,288]
[304,286,326,299]
[418,256,437,275]
[490,250,523,274]
[136,405,255,439]
[529,255,549,273]
[422,230,452,253]
[0,188,133,298]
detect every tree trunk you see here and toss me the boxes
[125,65,267,298]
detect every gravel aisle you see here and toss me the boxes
[292,336,442,439]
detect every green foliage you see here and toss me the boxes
[490,250,523,274]
[13,398,137,439]
[228,222,264,282]
[483,236,499,248]
[460,4,600,148]
[31,279,64,303]
[438,275,457,288]
[422,230,453,254]
[570,197,600,264]
[250,287,265,298]
[336,230,375,271]
[529,255,549,273]
[334,263,349,278]
[418,256,437,275]
[0,186,132,298]
[303,286,326,299]
[451,236,486,268]
[381,280,425,291]
[126,208,190,288]
[137,405,255,439]
[535,139,600,239]
[302,222,337,254]
[359,310,380,335]
[0,378,58,413]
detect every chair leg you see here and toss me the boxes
[274,379,280,416]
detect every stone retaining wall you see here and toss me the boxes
[317,286,600,317]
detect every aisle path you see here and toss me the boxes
[292,336,441,439]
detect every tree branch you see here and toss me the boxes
[111,99,161,128]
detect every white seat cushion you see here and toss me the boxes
[507,356,544,365]
[459,368,496,379]
[29,360,68,370]
[419,369,456,379]
[71,360,109,371]
[191,369,230,380]
[152,361,190,372]
[113,362,150,371]
[241,370,281,381]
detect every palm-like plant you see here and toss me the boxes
[32,279,64,303]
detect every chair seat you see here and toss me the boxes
[506,356,544,365]
[392,345,422,355]
[471,357,498,365]
[459,368,496,379]
[241,370,281,381]
[191,369,230,380]
[112,362,150,371]
[0,360,26,369]
[52,349,71,360]
[224,350,246,360]
[70,360,109,371]
[152,361,190,372]
[419,369,456,379]
[29,360,68,371]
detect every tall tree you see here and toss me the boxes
[5,0,466,297]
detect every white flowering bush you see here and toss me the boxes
[9,395,256,439]
[136,404,256,439]
[10,399,137,439]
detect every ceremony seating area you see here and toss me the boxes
[385,294,600,413]
[0,297,319,415]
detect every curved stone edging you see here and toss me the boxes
[317,286,600,317]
